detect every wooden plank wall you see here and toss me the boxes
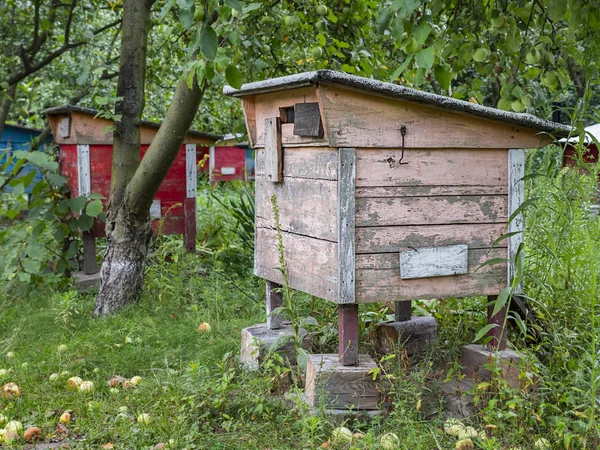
[250,87,329,148]
[354,147,509,303]
[316,84,552,150]
[254,146,339,302]
[59,143,190,238]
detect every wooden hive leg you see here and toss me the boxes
[395,300,412,322]
[82,230,98,275]
[266,280,284,330]
[338,304,359,366]
[183,198,196,253]
[486,295,508,350]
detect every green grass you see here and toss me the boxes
[0,171,599,449]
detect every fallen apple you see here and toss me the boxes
[153,444,166,450]
[3,430,19,445]
[455,438,474,450]
[0,415,7,425]
[123,379,135,389]
[23,426,43,442]
[1,382,20,398]
[444,418,464,437]
[198,322,211,332]
[118,406,129,413]
[0,369,8,376]
[67,377,83,389]
[137,413,151,425]
[380,432,400,449]
[49,373,59,382]
[79,380,95,392]
[130,376,142,386]
[5,421,23,433]
[5,352,15,359]
[59,412,71,423]
[534,438,550,449]
[57,344,68,353]
[107,375,126,387]
[331,427,352,446]
[457,426,478,440]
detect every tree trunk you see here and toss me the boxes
[94,9,205,316]
[0,84,17,139]
[94,0,154,316]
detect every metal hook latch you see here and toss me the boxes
[399,125,409,165]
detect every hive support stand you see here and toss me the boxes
[73,231,101,290]
[394,300,412,322]
[338,304,359,366]
[372,300,438,356]
[82,231,99,275]
[266,280,284,330]
[460,295,522,389]
[183,198,196,254]
[240,281,311,370]
[303,303,379,413]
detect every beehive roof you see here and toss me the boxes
[42,105,223,141]
[224,70,569,136]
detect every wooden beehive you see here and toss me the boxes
[44,105,221,259]
[226,70,567,364]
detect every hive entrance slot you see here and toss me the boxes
[279,106,295,124]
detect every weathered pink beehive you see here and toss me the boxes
[225,70,566,368]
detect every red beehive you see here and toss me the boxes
[44,105,221,261]
[563,123,600,169]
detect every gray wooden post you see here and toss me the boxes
[82,231,98,275]
[395,300,412,322]
[266,280,284,330]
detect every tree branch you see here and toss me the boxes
[3,19,122,92]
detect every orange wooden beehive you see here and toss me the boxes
[226,70,568,366]
[44,105,221,270]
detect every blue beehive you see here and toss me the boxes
[1,124,53,193]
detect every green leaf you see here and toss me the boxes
[391,56,413,80]
[269,334,292,353]
[200,26,218,60]
[434,65,452,90]
[509,198,536,224]
[179,6,195,29]
[77,214,94,232]
[296,347,308,371]
[491,231,521,247]
[415,46,434,69]
[48,174,67,186]
[159,0,176,20]
[22,258,40,274]
[475,257,509,272]
[317,33,326,47]
[492,287,512,317]
[412,22,431,44]
[377,6,394,34]
[12,150,58,171]
[547,0,567,22]
[473,324,499,343]
[510,312,527,335]
[225,0,244,11]
[69,196,87,213]
[225,65,243,89]
[86,200,103,218]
